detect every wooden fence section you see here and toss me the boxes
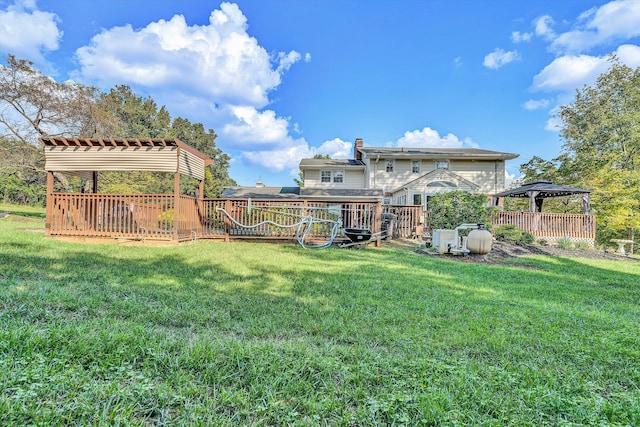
[47,193,200,240]
[383,205,424,238]
[493,211,596,241]
[199,199,382,241]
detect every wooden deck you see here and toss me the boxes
[46,194,596,246]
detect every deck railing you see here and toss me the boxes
[47,194,384,242]
[492,211,596,242]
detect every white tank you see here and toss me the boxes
[467,228,492,255]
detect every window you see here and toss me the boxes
[436,160,449,170]
[383,196,392,205]
[413,193,422,205]
[396,195,406,204]
[320,170,344,183]
[411,160,421,173]
[385,160,394,173]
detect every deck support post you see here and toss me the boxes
[45,171,54,236]
[173,171,180,241]
[375,201,383,247]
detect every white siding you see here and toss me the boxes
[302,168,364,188]
[450,160,501,194]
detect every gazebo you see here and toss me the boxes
[492,180,595,246]
[493,180,591,214]
[42,137,213,241]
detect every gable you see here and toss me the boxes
[391,169,480,193]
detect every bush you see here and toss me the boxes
[574,241,591,251]
[494,224,535,245]
[557,238,573,249]
[427,190,495,231]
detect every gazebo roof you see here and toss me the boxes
[494,180,590,198]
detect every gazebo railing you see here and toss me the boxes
[493,211,596,242]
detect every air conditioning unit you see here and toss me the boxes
[432,229,457,254]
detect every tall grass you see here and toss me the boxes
[1,204,639,425]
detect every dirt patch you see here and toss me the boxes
[407,239,638,265]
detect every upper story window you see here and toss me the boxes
[411,160,421,173]
[321,170,344,183]
[436,160,449,170]
[385,160,395,173]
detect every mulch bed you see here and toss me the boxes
[412,240,638,265]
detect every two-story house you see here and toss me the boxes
[299,138,519,208]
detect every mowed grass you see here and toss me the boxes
[1,204,639,426]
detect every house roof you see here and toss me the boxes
[221,186,383,201]
[299,159,366,168]
[390,169,479,194]
[221,186,301,199]
[494,180,591,198]
[357,147,519,160]
[299,188,383,200]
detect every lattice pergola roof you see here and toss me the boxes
[41,137,213,181]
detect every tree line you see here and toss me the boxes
[0,55,236,205]
[516,57,639,247]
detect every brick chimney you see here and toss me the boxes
[354,138,363,160]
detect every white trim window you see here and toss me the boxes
[411,160,421,173]
[383,196,392,205]
[396,194,406,204]
[321,170,344,183]
[412,193,422,206]
[385,159,395,173]
[436,160,449,170]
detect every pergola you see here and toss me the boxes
[41,137,213,240]
[493,180,591,214]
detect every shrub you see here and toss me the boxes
[427,190,496,231]
[494,224,535,245]
[574,241,591,251]
[557,238,573,249]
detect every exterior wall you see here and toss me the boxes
[449,160,504,194]
[303,168,365,188]
[366,158,504,194]
[45,146,178,173]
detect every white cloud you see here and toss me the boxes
[531,44,640,92]
[395,127,477,149]
[550,0,640,54]
[534,15,556,40]
[511,31,532,43]
[243,142,312,174]
[523,99,551,110]
[0,0,61,62]
[316,138,352,158]
[74,2,302,109]
[222,106,291,148]
[482,48,520,69]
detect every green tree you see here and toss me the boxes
[557,57,640,246]
[0,55,107,196]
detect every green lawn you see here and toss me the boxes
[1,204,639,426]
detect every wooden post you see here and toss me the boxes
[45,171,54,236]
[197,180,205,235]
[224,199,231,242]
[173,171,180,241]
[92,171,99,193]
[375,201,383,247]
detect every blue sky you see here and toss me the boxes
[2,0,640,187]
